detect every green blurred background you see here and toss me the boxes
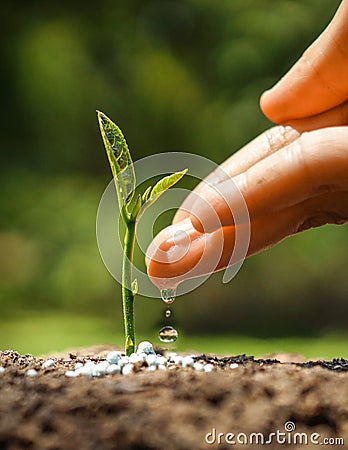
[1,0,347,358]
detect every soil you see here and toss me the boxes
[0,347,348,450]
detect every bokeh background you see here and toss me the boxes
[1,0,347,357]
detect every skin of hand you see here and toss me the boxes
[146,0,348,288]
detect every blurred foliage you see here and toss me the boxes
[2,312,348,359]
[0,0,347,353]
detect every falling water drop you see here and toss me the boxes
[160,288,176,305]
[165,309,172,318]
[159,326,178,343]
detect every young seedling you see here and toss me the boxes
[97,111,187,356]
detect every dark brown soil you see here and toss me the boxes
[0,348,348,450]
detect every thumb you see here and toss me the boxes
[260,0,348,123]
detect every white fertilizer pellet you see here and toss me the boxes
[118,356,130,368]
[65,370,78,378]
[106,351,122,364]
[136,341,155,355]
[58,341,221,378]
[193,362,204,372]
[182,356,194,368]
[92,362,109,377]
[106,364,121,374]
[145,354,157,366]
[42,359,56,369]
[172,355,183,366]
[129,353,146,364]
[156,356,167,366]
[122,364,134,375]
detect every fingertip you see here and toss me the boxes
[260,88,280,123]
[172,209,189,224]
[259,89,270,112]
[260,88,271,105]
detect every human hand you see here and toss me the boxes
[146,0,348,288]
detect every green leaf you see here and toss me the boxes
[150,169,188,201]
[141,186,152,203]
[130,194,142,221]
[137,169,188,218]
[97,111,136,211]
[131,279,138,296]
[125,335,134,356]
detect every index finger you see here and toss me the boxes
[190,127,348,233]
[173,125,300,223]
[174,98,348,224]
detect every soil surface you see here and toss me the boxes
[0,347,348,450]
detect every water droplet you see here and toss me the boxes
[165,309,171,318]
[159,326,178,343]
[160,288,176,305]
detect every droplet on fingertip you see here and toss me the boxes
[160,288,176,305]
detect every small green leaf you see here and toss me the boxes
[120,203,131,223]
[130,194,142,221]
[131,279,138,296]
[141,186,152,203]
[150,169,188,201]
[138,169,188,218]
[125,335,134,356]
[97,111,136,211]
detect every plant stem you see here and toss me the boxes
[122,219,136,356]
